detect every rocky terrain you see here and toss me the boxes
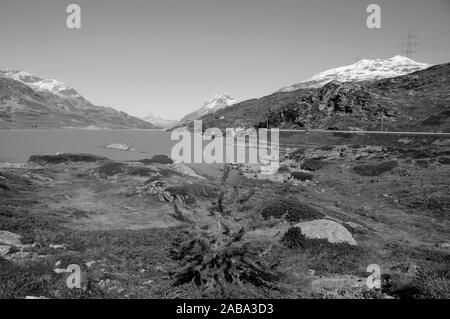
[0,70,155,129]
[1,131,449,299]
[195,63,450,133]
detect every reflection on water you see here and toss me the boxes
[0,129,279,164]
[0,129,173,163]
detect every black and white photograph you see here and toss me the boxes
[0,0,449,308]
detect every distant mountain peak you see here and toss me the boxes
[202,92,236,110]
[141,114,177,129]
[177,92,237,125]
[0,68,82,98]
[278,55,431,92]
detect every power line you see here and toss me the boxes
[400,32,420,58]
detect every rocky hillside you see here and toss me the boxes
[196,63,450,133]
[0,70,155,129]
[278,56,430,92]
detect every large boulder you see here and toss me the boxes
[293,219,357,245]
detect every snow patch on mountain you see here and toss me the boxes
[0,69,82,98]
[278,56,431,92]
[177,93,237,125]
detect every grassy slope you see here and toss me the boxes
[0,139,449,298]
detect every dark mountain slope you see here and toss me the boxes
[0,76,155,129]
[196,63,450,132]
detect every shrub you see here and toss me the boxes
[169,229,280,298]
[277,166,290,173]
[301,159,328,171]
[166,183,218,204]
[138,155,173,165]
[91,162,127,177]
[383,264,450,299]
[0,259,55,299]
[291,171,314,181]
[260,197,323,223]
[422,115,442,126]
[289,147,308,161]
[352,161,397,176]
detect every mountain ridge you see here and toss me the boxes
[0,69,155,129]
[195,62,450,133]
[278,55,430,92]
[141,114,177,129]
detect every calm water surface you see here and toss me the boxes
[0,129,174,163]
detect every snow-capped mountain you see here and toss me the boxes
[0,69,154,129]
[177,93,237,126]
[278,55,431,92]
[141,114,177,129]
[0,69,82,98]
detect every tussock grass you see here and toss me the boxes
[352,161,397,176]
[260,197,323,223]
[281,227,368,276]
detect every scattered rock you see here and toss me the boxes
[293,219,357,245]
[54,268,69,274]
[3,251,42,264]
[154,265,165,272]
[49,244,66,249]
[143,280,154,286]
[407,264,421,277]
[0,230,26,248]
[136,179,177,202]
[431,139,450,146]
[0,244,11,256]
[85,260,98,268]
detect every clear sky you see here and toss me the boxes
[0,0,449,120]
